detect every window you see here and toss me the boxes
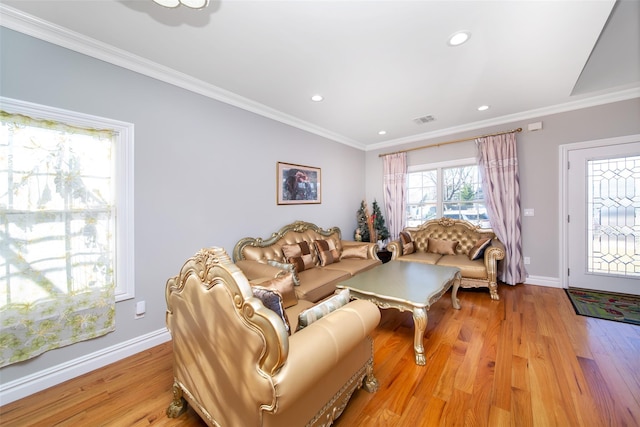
[587,155,640,277]
[406,158,489,228]
[0,98,134,366]
[0,98,134,303]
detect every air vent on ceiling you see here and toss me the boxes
[413,115,435,125]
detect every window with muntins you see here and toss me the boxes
[0,98,133,367]
[406,159,489,228]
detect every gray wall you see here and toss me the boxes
[3,24,639,391]
[365,97,640,282]
[0,28,366,384]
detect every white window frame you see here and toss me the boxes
[407,157,486,224]
[1,97,135,301]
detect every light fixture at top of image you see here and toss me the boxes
[477,105,490,111]
[448,31,470,46]
[378,130,387,135]
[153,0,209,8]
[311,94,324,102]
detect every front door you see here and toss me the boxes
[566,136,640,295]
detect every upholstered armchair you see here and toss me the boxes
[165,247,381,427]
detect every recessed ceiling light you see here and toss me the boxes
[448,31,470,47]
[311,94,323,102]
[477,105,490,111]
[378,130,387,135]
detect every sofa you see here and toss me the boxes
[232,221,382,303]
[387,217,505,300]
[165,247,381,427]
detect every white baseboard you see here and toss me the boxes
[524,275,562,288]
[0,328,171,406]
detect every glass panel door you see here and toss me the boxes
[568,141,640,294]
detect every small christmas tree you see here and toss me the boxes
[371,199,390,241]
[355,200,389,243]
[355,200,370,242]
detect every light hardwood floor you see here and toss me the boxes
[1,284,639,426]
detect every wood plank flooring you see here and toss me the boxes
[1,284,639,426]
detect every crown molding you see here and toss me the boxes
[0,4,365,151]
[368,87,640,152]
[2,4,637,154]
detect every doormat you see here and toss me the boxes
[566,288,640,326]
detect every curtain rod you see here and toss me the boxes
[378,127,523,157]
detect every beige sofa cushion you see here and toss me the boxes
[296,268,350,302]
[436,254,488,279]
[468,237,492,260]
[296,289,351,331]
[314,239,340,266]
[255,272,298,308]
[341,243,369,259]
[285,299,315,333]
[395,252,441,264]
[282,241,314,272]
[399,231,415,255]
[324,258,381,275]
[252,286,292,335]
[427,238,459,255]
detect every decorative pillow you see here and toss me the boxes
[296,289,350,331]
[252,286,291,335]
[468,238,492,261]
[427,238,458,255]
[399,231,415,255]
[282,241,314,273]
[257,272,298,308]
[314,239,340,266]
[266,260,301,286]
[341,244,369,259]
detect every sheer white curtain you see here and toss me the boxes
[0,111,116,367]
[383,152,407,241]
[476,132,526,285]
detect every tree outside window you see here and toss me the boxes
[0,99,133,367]
[406,162,489,228]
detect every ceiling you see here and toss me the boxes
[1,0,639,150]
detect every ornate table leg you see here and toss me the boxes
[412,307,427,365]
[451,273,461,310]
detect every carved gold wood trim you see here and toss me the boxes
[165,247,289,375]
[169,379,223,427]
[305,340,377,427]
[412,217,491,235]
[340,272,461,366]
[233,221,342,261]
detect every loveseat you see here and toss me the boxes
[232,221,382,303]
[387,217,505,300]
[165,247,381,427]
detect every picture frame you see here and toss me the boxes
[277,162,321,205]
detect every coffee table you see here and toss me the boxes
[337,261,461,365]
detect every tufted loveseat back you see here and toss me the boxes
[405,218,496,256]
[232,221,342,265]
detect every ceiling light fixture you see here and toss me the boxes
[378,130,387,135]
[448,31,471,47]
[152,0,209,9]
[477,105,490,111]
[311,94,324,102]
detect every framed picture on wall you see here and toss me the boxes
[277,162,321,205]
